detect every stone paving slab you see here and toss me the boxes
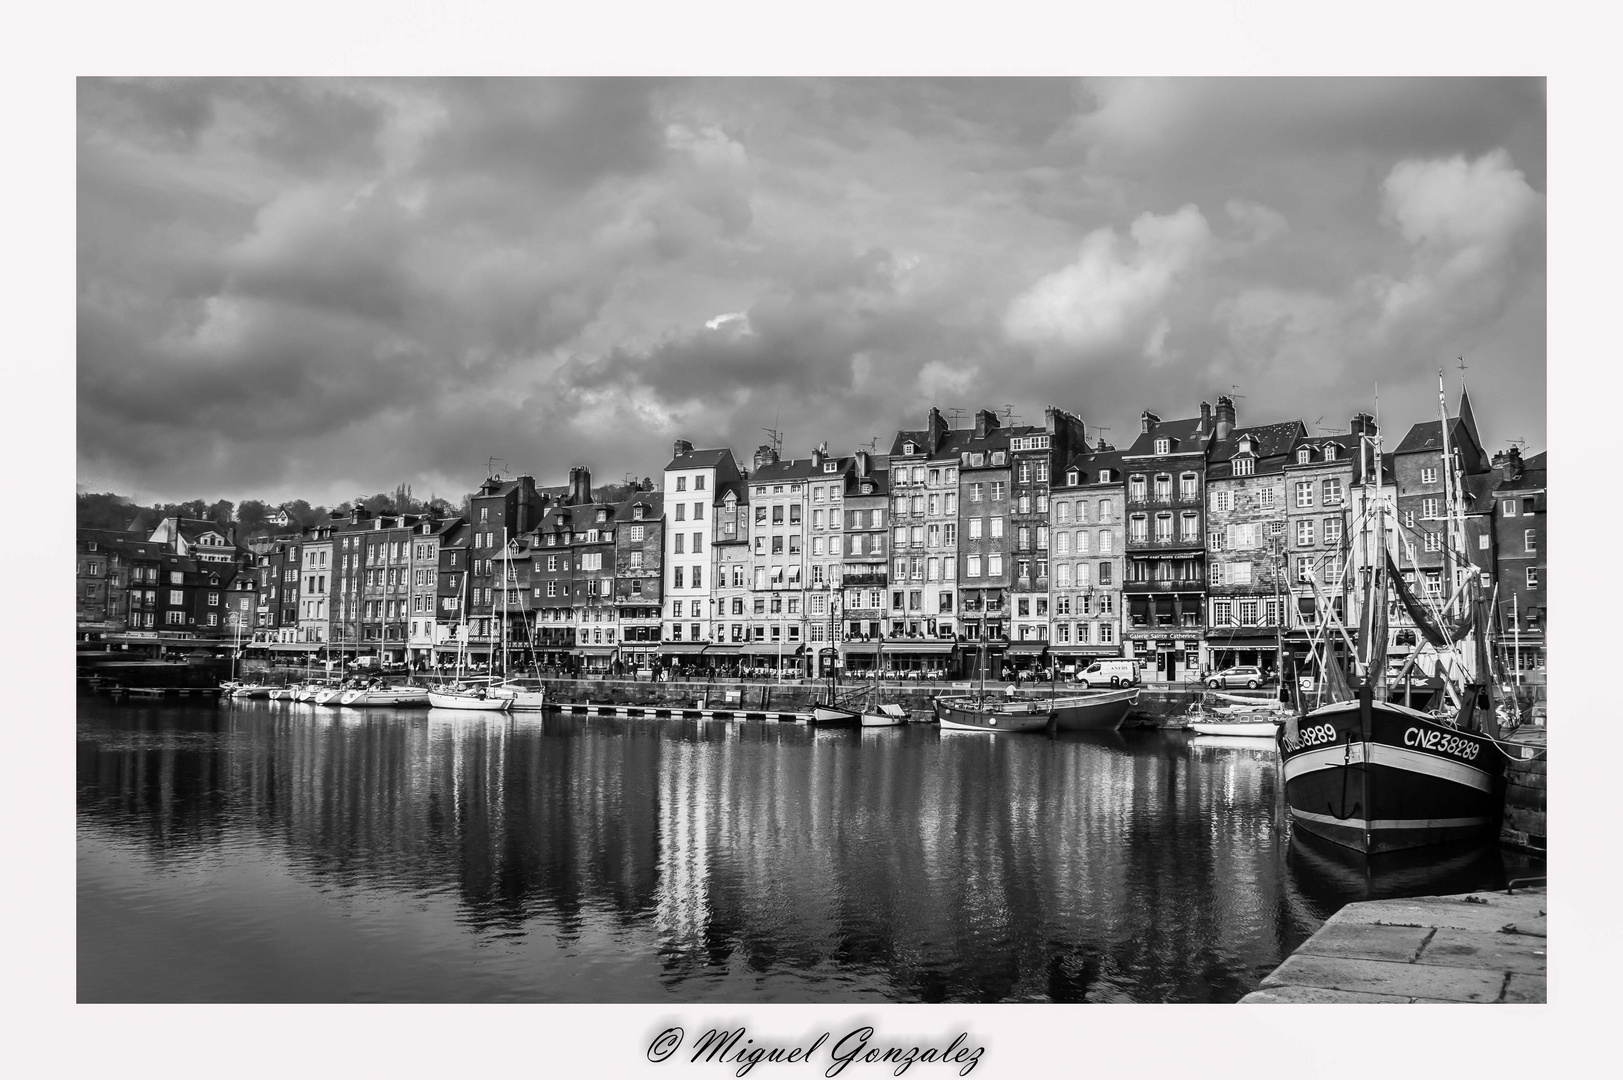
[1295,922,1433,963]
[1241,888,1547,1004]
[1501,973,1547,1003]
[1422,928,1548,974]
[1260,954,1506,1002]
[1240,986,1425,1004]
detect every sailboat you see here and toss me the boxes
[808,600,860,727]
[490,533,546,710]
[428,555,512,712]
[853,635,908,726]
[933,614,1052,732]
[1277,377,1507,854]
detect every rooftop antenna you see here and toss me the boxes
[485,457,509,479]
[863,436,880,451]
[947,407,967,427]
[1001,404,1021,424]
[1509,436,1529,452]
[1229,385,1247,399]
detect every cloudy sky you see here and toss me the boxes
[77,77,1545,506]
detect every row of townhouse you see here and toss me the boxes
[75,389,1546,686]
[76,518,261,655]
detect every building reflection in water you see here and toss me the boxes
[77,701,1527,1003]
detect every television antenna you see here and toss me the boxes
[485,456,509,479]
[760,426,783,455]
[1228,385,1247,399]
[863,436,880,451]
[1001,404,1022,424]
[946,407,967,427]
[1509,436,1529,452]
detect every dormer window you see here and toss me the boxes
[634,505,646,521]
[823,462,838,473]
[861,483,875,495]
[596,510,608,522]
[1233,457,1255,476]
[1324,444,1338,461]
[1154,438,1170,455]
[1067,470,1079,485]
[971,453,985,467]
[1297,448,1311,464]
[1098,469,1113,483]
[210,575,220,586]
[903,442,916,455]
[991,451,1006,466]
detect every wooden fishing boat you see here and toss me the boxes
[859,703,909,727]
[932,696,1052,732]
[1046,688,1140,731]
[809,703,862,728]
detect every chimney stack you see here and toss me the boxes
[810,445,823,469]
[973,408,999,439]
[926,407,948,453]
[1215,396,1236,441]
[673,439,693,459]
[1197,400,1212,436]
[1140,410,1161,434]
[753,444,779,472]
[855,449,869,477]
[572,465,593,506]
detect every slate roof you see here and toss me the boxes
[666,447,734,471]
[1393,417,1473,456]
[1494,452,1546,492]
[1208,420,1307,478]
[1121,416,1214,458]
[1056,448,1125,488]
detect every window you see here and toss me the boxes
[1324,444,1338,461]
[1322,478,1343,505]
[1501,499,1518,517]
[967,555,981,578]
[1154,475,1172,501]
[991,481,1005,501]
[1259,487,1275,511]
[990,517,1004,538]
[1232,457,1254,476]
[1213,599,1232,625]
[676,476,687,492]
[1295,482,1314,508]
[1422,497,1441,520]
[1154,514,1172,542]
[1424,531,1443,552]
[673,567,684,589]
[1526,567,1539,589]
[1421,467,1437,484]
[1129,515,1148,543]
[674,535,684,554]
[1180,513,1199,541]
[1180,473,1198,499]
[1296,519,1314,546]
[675,504,686,521]
[1210,563,1224,587]
[1403,510,1416,528]
[1155,438,1170,455]
[1129,476,1145,501]
[1297,448,1311,464]
[693,501,704,520]
[1324,518,1343,545]
[1524,529,1537,554]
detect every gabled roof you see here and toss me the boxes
[1121,416,1213,458]
[751,456,838,483]
[1057,448,1125,487]
[1393,417,1472,456]
[666,447,734,471]
[1208,420,1306,479]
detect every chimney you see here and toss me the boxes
[1197,400,1212,436]
[673,439,693,459]
[855,449,869,477]
[1140,410,1161,434]
[810,445,823,469]
[1215,396,1236,441]
[753,444,779,472]
[1506,446,1524,482]
[573,466,593,506]
[926,407,948,454]
[973,408,999,439]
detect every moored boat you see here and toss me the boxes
[427,683,513,711]
[1278,695,1504,853]
[809,704,861,728]
[932,697,1052,732]
[1187,715,1280,738]
[859,703,909,727]
[1046,688,1139,731]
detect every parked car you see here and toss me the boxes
[1206,665,1270,689]
[1076,659,1141,688]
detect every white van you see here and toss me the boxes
[1076,659,1140,688]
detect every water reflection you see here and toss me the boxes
[77,699,1532,1002]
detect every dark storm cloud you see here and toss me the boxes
[77,78,1545,505]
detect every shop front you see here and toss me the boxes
[871,639,956,680]
[1204,627,1281,679]
[658,641,711,680]
[575,644,618,676]
[737,641,806,678]
[1050,643,1124,676]
[1131,635,1200,681]
[1003,640,1051,679]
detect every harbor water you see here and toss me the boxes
[77,696,1539,1002]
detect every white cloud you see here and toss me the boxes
[704,311,750,331]
[1003,204,1212,357]
[915,359,978,399]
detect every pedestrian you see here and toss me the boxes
[1005,682,1017,700]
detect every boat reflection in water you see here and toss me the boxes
[77,698,1539,1003]
[1285,827,1535,915]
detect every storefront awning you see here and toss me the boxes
[268,642,323,652]
[839,642,880,655]
[1005,641,1050,655]
[880,641,957,654]
[576,645,619,657]
[659,642,711,655]
[1206,628,1281,641]
[1051,646,1125,657]
[704,644,742,654]
[738,642,806,657]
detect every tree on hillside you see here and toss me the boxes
[77,492,136,532]
[236,499,271,533]
[363,492,396,516]
[207,499,235,526]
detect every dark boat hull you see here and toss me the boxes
[932,698,1051,732]
[1047,689,1139,731]
[1277,699,1504,854]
